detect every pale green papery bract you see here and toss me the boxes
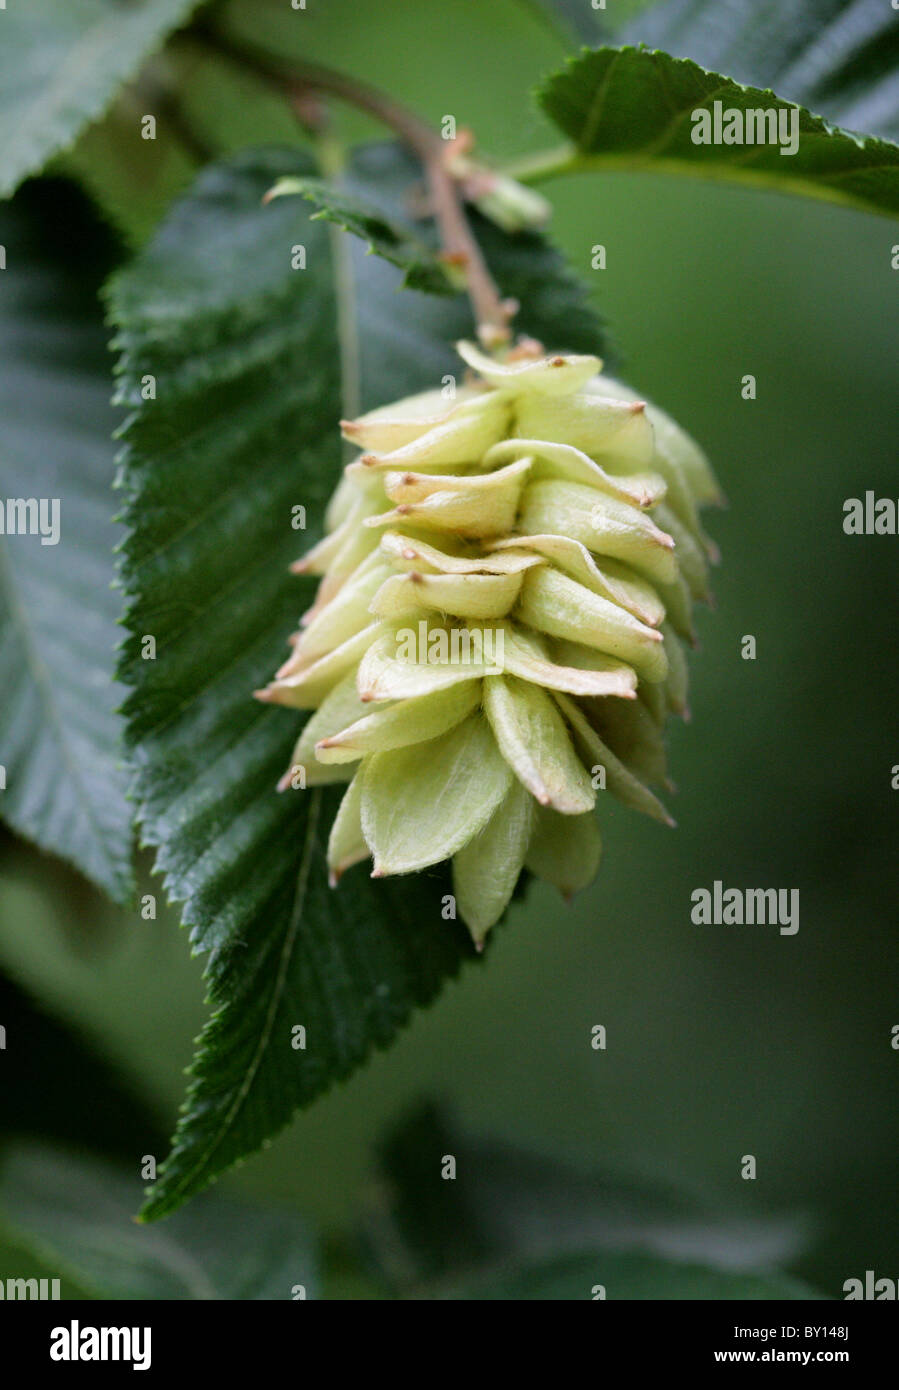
[258,340,722,945]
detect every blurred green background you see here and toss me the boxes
[1,0,896,1297]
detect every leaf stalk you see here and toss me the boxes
[198,27,514,343]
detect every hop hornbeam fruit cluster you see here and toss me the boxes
[258,340,722,945]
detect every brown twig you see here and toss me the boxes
[198,27,514,343]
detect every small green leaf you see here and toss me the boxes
[263,176,457,295]
[0,0,203,197]
[539,45,899,218]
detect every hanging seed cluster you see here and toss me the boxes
[258,341,722,945]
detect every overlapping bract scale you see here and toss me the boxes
[259,341,721,943]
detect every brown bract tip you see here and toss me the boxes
[479,320,513,351]
[276,652,302,677]
[508,336,543,361]
[448,127,475,157]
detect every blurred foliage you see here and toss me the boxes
[0,183,133,899]
[0,968,164,1162]
[1,1144,317,1300]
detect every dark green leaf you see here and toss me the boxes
[1,1144,317,1299]
[624,0,899,142]
[538,45,899,217]
[0,0,203,197]
[0,181,133,900]
[264,175,456,295]
[112,143,607,1221]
